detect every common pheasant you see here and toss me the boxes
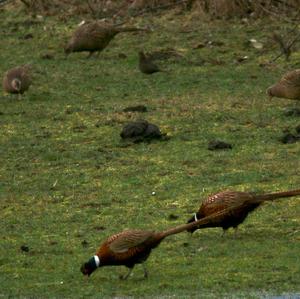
[187,188,300,234]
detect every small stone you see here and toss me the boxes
[192,42,206,49]
[22,33,33,40]
[280,133,299,144]
[20,245,29,252]
[118,53,127,59]
[93,226,106,231]
[168,214,179,220]
[207,40,224,47]
[123,105,147,113]
[208,140,232,150]
[284,108,300,117]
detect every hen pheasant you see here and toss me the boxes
[65,22,145,58]
[3,65,32,96]
[267,69,300,100]
[138,51,161,74]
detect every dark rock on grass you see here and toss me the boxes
[283,108,300,117]
[121,120,148,138]
[93,226,106,231]
[192,42,206,49]
[280,133,300,144]
[208,140,232,150]
[20,245,30,252]
[118,53,127,59]
[120,120,167,143]
[123,105,147,113]
[49,240,58,246]
[168,214,179,220]
[21,33,33,40]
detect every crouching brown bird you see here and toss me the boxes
[65,22,145,58]
[80,206,242,280]
[267,69,300,100]
[2,64,32,96]
[138,51,162,74]
[187,188,300,235]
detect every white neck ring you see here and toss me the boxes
[194,213,198,221]
[94,255,100,267]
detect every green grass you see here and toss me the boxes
[1,8,300,299]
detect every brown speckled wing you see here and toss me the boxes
[108,230,154,253]
[281,69,300,87]
[200,191,253,216]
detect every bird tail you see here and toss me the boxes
[252,188,300,203]
[158,205,239,239]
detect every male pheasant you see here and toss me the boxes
[81,206,242,279]
[187,188,300,234]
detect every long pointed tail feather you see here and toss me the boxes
[159,188,300,239]
[253,188,300,202]
[159,202,245,239]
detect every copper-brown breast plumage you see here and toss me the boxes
[96,230,159,266]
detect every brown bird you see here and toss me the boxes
[80,205,243,280]
[2,65,32,96]
[267,69,300,100]
[187,188,300,235]
[138,51,162,74]
[65,22,144,58]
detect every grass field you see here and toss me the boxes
[1,7,300,298]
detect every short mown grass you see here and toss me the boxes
[0,7,300,298]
